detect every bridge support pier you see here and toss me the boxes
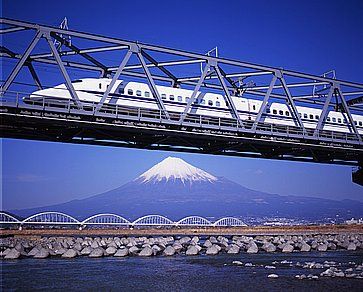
[352,165,363,186]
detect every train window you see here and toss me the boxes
[309,114,314,120]
[72,79,83,83]
[359,121,363,126]
[326,117,331,122]
[252,105,256,111]
[304,113,308,119]
[279,110,284,115]
[273,109,277,114]
[128,89,133,95]
[216,101,220,107]
[145,91,150,97]
[186,97,190,102]
[354,121,357,125]
[338,118,342,123]
[298,113,302,118]
[99,83,102,89]
[178,96,182,102]
[208,100,213,106]
[118,87,124,94]
[161,94,166,100]
[200,99,205,105]
[315,115,319,120]
[136,90,142,96]
[332,117,336,123]
[266,108,271,113]
[286,111,290,116]
[169,95,175,100]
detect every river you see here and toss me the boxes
[1,251,362,291]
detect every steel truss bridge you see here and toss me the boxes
[0,18,362,184]
[0,212,247,229]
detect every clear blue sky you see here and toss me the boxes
[1,0,363,209]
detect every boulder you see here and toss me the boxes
[128,246,140,255]
[227,244,240,254]
[264,243,276,253]
[186,245,199,256]
[105,246,117,255]
[163,246,176,256]
[347,243,356,251]
[27,247,40,257]
[4,249,21,259]
[282,244,294,253]
[232,260,243,265]
[203,240,213,248]
[139,247,153,257]
[89,247,105,258]
[247,242,258,254]
[34,248,50,259]
[62,249,77,258]
[206,245,219,255]
[114,248,129,257]
[317,243,328,252]
[300,243,311,252]
[81,246,93,255]
[267,274,279,278]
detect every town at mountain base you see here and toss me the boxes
[11,157,363,221]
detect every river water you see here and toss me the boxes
[1,251,362,291]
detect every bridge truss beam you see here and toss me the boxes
[0,17,363,168]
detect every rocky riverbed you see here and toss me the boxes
[1,233,362,260]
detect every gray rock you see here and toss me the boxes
[267,274,279,278]
[264,243,276,253]
[282,244,294,253]
[114,248,129,257]
[81,246,92,255]
[227,244,240,254]
[247,242,258,254]
[27,247,40,257]
[206,245,219,255]
[139,247,153,257]
[203,240,213,248]
[186,245,199,256]
[128,246,140,255]
[34,248,50,259]
[105,246,117,255]
[89,247,105,258]
[4,249,21,259]
[317,243,328,252]
[347,243,356,251]
[232,260,243,265]
[300,243,311,252]
[62,249,77,258]
[163,246,176,256]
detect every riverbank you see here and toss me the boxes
[1,231,362,260]
[1,224,362,237]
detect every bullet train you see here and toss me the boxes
[27,78,363,135]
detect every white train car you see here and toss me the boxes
[27,78,363,135]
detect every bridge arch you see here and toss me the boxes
[0,212,21,223]
[176,216,212,226]
[213,217,247,227]
[132,215,175,226]
[82,213,130,226]
[22,212,80,225]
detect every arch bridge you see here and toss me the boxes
[0,18,362,185]
[0,212,248,229]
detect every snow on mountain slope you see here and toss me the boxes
[137,157,217,184]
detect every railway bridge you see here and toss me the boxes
[1,18,362,185]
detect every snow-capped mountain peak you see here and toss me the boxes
[137,157,217,183]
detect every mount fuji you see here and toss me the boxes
[11,157,363,221]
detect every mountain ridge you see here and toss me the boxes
[8,157,363,221]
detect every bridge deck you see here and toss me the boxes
[1,92,362,166]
